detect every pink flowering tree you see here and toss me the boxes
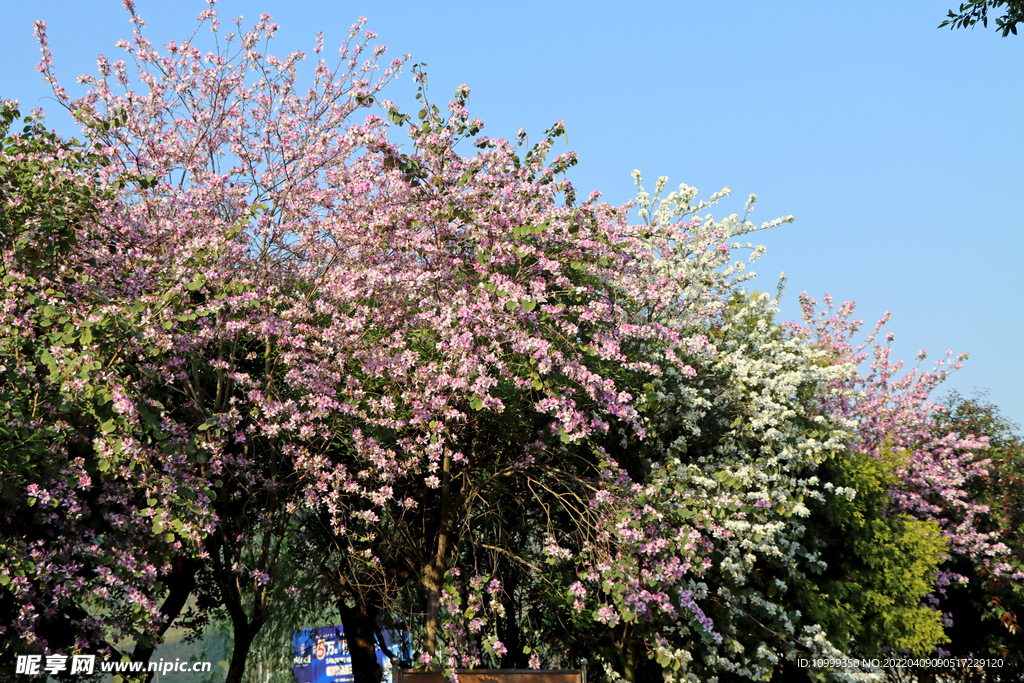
[11,5,407,681]
[794,294,1009,571]
[263,82,736,683]
[16,5,748,682]
[0,99,219,673]
[928,391,1024,677]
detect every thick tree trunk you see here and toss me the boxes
[421,559,445,662]
[213,526,271,683]
[220,584,269,683]
[225,623,256,683]
[338,600,383,683]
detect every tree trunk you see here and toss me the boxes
[615,628,637,683]
[213,526,271,683]
[423,452,453,658]
[225,617,258,683]
[338,600,383,683]
[498,566,525,669]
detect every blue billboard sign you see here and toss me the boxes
[293,625,411,683]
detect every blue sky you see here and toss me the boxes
[3,1,1022,426]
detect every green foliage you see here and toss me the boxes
[0,103,132,661]
[939,1,1024,36]
[800,446,949,658]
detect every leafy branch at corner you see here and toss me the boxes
[940,0,1024,36]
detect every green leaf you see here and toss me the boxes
[522,300,537,311]
[470,397,484,411]
[40,350,57,373]
[505,301,518,311]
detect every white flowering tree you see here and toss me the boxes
[546,176,854,682]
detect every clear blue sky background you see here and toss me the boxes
[3,1,1022,426]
